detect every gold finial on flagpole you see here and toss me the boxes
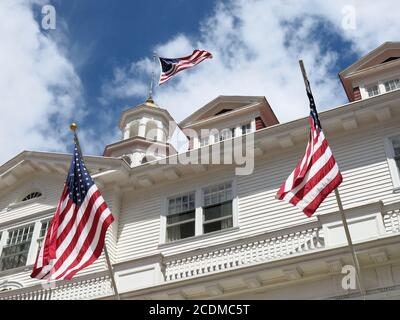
[70,122,78,132]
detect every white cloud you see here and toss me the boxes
[103,0,400,126]
[0,0,84,163]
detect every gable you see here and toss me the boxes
[180,96,269,127]
[0,172,64,226]
[341,42,400,76]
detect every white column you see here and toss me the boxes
[138,119,147,137]
[378,80,386,95]
[195,189,203,236]
[359,82,367,99]
[234,126,241,137]
[0,230,8,259]
[156,122,165,142]
[250,119,256,132]
[123,124,130,140]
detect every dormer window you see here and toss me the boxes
[241,123,252,135]
[367,85,380,98]
[200,136,209,147]
[21,191,42,202]
[384,79,400,92]
[219,128,235,141]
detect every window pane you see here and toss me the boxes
[167,210,195,225]
[0,225,34,271]
[242,123,251,135]
[367,85,380,97]
[168,193,195,215]
[200,137,208,147]
[204,182,233,206]
[204,202,232,221]
[392,137,400,156]
[204,218,233,234]
[40,221,50,238]
[385,79,400,92]
[167,221,195,242]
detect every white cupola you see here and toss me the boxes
[103,97,177,166]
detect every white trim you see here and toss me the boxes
[195,189,202,236]
[26,221,42,265]
[0,230,8,265]
[384,134,400,190]
[160,179,238,244]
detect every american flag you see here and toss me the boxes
[276,79,343,217]
[159,49,212,85]
[31,141,114,281]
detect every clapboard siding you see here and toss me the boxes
[0,173,64,226]
[115,119,400,261]
[0,115,399,286]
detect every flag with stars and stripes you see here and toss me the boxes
[158,49,212,85]
[31,142,114,281]
[276,79,343,217]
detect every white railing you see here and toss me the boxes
[164,225,324,282]
[0,272,112,300]
[383,205,400,234]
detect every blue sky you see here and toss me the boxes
[0,0,399,162]
[48,0,217,110]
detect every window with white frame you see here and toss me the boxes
[203,182,233,234]
[166,193,196,242]
[199,136,209,147]
[367,85,380,97]
[385,135,400,190]
[37,220,50,249]
[0,225,34,271]
[384,79,400,92]
[241,123,252,135]
[392,137,400,175]
[219,128,235,141]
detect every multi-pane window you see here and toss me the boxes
[219,129,235,141]
[200,136,209,147]
[0,225,34,271]
[393,137,400,175]
[37,220,50,249]
[241,123,252,135]
[166,193,196,242]
[384,79,400,92]
[203,182,233,234]
[367,85,380,97]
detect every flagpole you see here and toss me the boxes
[69,123,121,300]
[298,61,366,298]
[147,51,157,102]
[334,188,366,297]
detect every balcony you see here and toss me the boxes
[0,271,112,300]
[164,224,324,282]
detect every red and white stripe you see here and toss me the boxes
[31,184,114,281]
[159,49,213,85]
[276,117,343,217]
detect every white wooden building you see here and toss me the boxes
[0,42,400,300]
